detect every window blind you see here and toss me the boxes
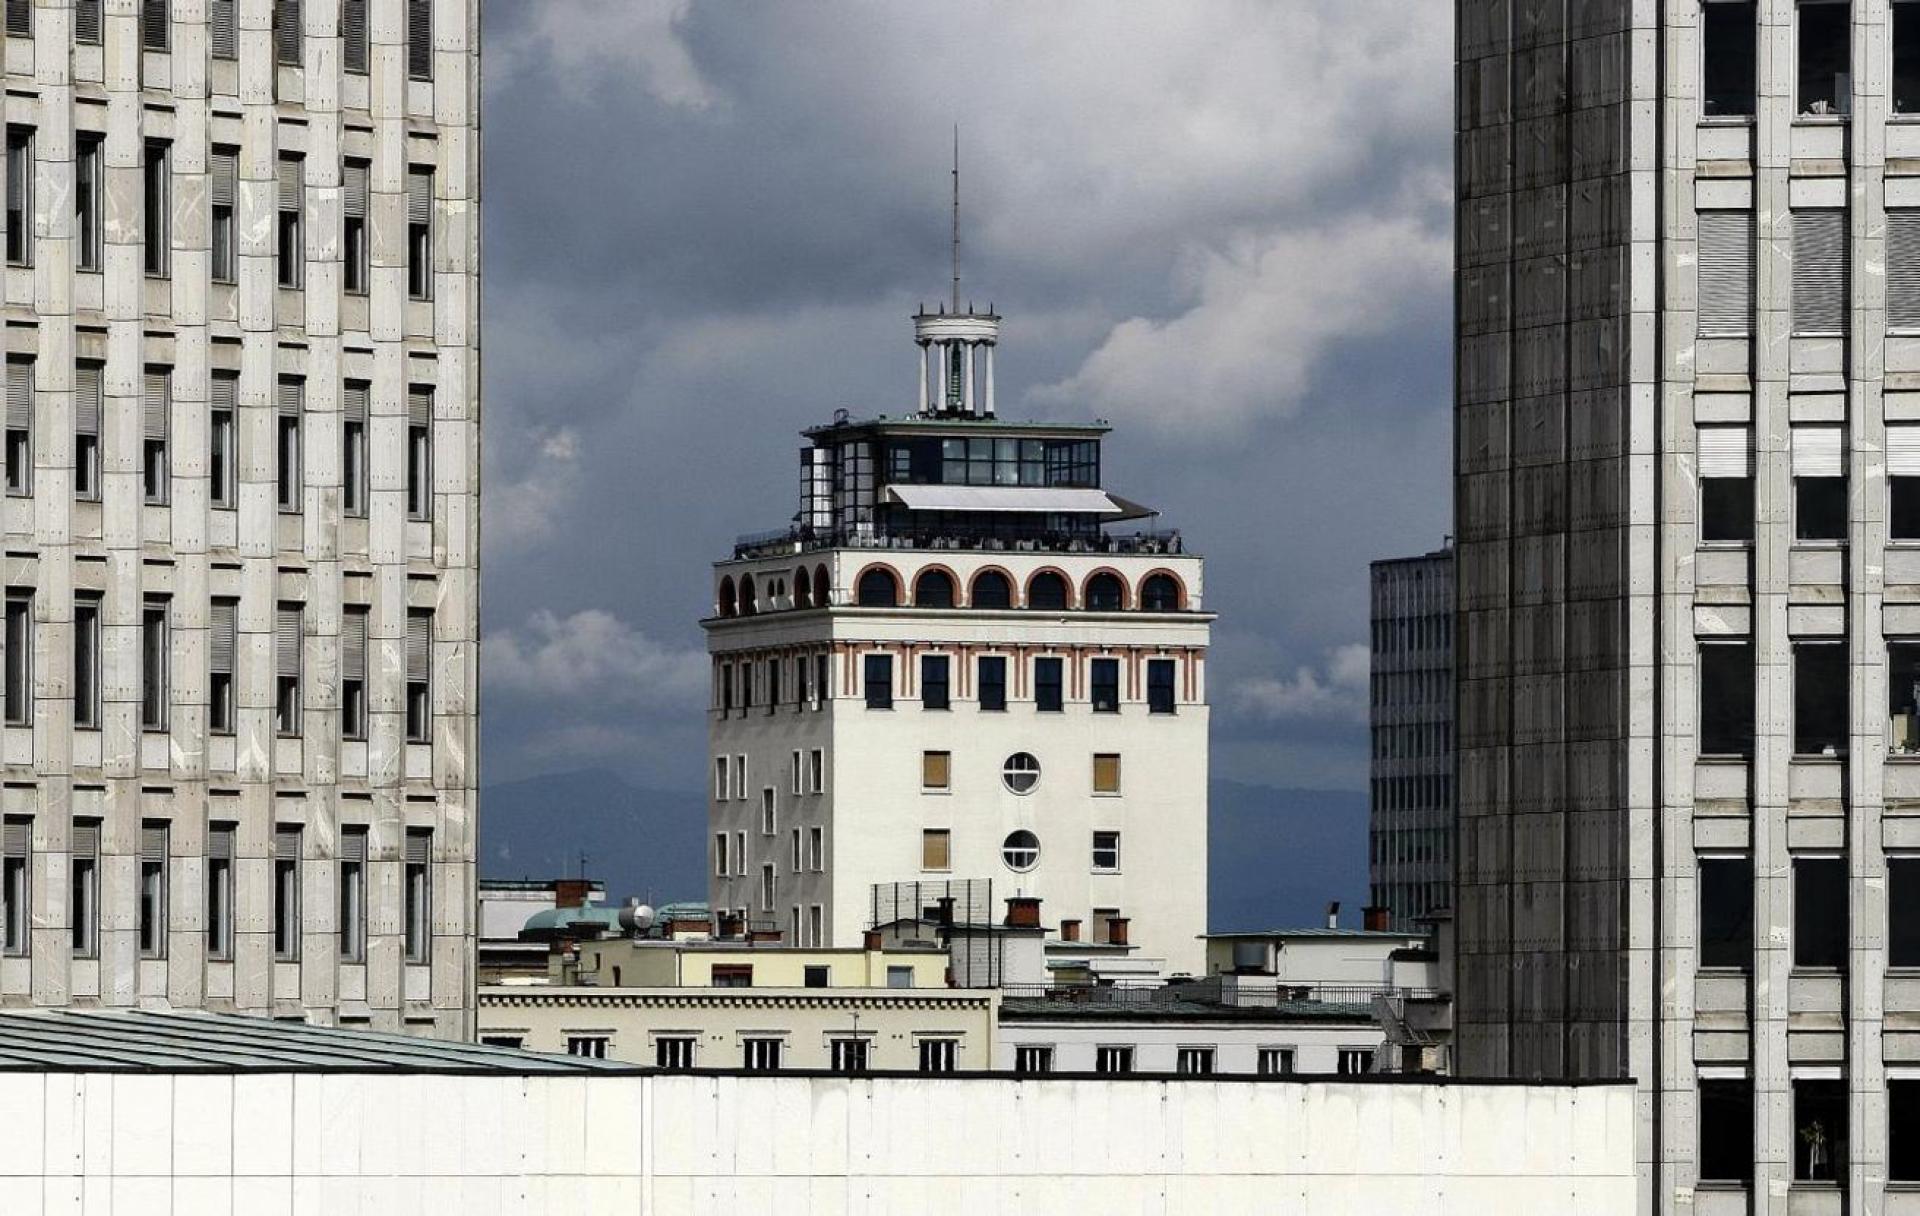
[76,0,102,44]
[206,825,233,861]
[277,377,302,416]
[139,823,167,864]
[406,0,432,80]
[74,364,101,434]
[210,149,237,210]
[274,0,301,65]
[140,0,167,51]
[1893,210,1920,330]
[6,359,29,431]
[142,370,168,442]
[275,605,302,679]
[71,821,97,858]
[340,827,366,865]
[208,0,234,57]
[211,372,236,413]
[2,817,27,856]
[1792,425,1845,477]
[342,0,368,72]
[1792,210,1847,335]
[406,169,431,226]
[209,600,236,674]
[6,136,25,216]
[342,161,368,219]
[1893,425,1920,476]
[1698,211,1754,337]
[273,825,300,860]
[342,608,366,680]
[407,386,431,427]
[407,611,430,682]
[277,156,302,213]
[405,829,430,866]
[1698,426,1753,478]
[344,381,368,423]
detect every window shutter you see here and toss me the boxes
[1792,425,1845,477]
[342,0,368,71]
[1792,210,1847,335]
[6,359,30,431]
[275,605,302,678]
[277,157,302,213]
[141,0,167,50]
[209,600,236,675]
[74,364,101,435]
[207,825,233,861]
[1893,426,1920,476]
[76,0,102,44]
[210,149,237,210]
[407,611,430,682]
[277,377,302,416]
[341,608,366,680]
[407,386,431,427]
[340,828,366,865]
[344,381,368,423]
[72,821,98,858]
[142,370,168,442]
[342,161,368,219]
[1698,426,1753,478]
[275,0,301,65]
[406,0,432,79]
[273,825,300,860]
[2,818,27,856]
[1697,211,1754,337]
[140,824,167,864]
[211,372,237,413]
[405,829,430,866]
[208,0,234,57]
[406,169,431,226]
[1893,210,1920,330]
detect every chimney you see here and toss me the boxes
[1060,918,1081,942]
[555,878,592,909]
[1363,905,1391,932]
[1106,917,1130,947]
[1005,896,1042,929]
[863,929,884,951]
[1325,900,1341,931]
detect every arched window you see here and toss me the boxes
[857,567,900,608]
[739,574,757,617]
[914,569,955,608]
[1141,573,1181,612]
[814,564,831,607]
[1084,572,1125,612]
[717,577,737,618]
[793,567,812,610]
[971,569,1013,609]
[1027,571,1069,611]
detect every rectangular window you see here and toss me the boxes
[1699,855,1753,970]
[1015,1045,1053,1075]
[1895,211,1920,333]
[404,828,430,963]
[75,134,102,273]
[789,750,801,795]
[276,378,301,511]
[273,0,301,66]
[1093,752,1121,794]
[1337,1048,1375,1075]
[338,826,365,961]
[74,362,100,500]
[142,367,169,505]
[208,0,233,58]
[407,0,432,80]
[1892,856,1920,967]
[977,654,1006,711]
[712,963,752,988]
[141,0,168,50]
[5,356,29,496]
[1798,0,1850,116]
[1793,1078,1846,1181]
[274,603,302,735]
[1698,1078,1753,1183]
[1702,2,1757,117]
[809,748,824,793]
[341,380,368,515]
[1901,1,1920,114]
[808,826,823,871]
[1794,855,1847,969]
[1095,1045,1134,1075]
[1090,657,1119,712]
[342,160,369,293]
[743,1038,781,1071]
[921,653,949,710]
[1794,641,1847,756]
[1699,641,1755,757]
[864,653,892,708]
[206,825,233,959]
[712,831,729,877]
[3,590,26,727]
[407,386,432,519]
[70,821,97,957]
[276,155,302,288]
[1035,656,1063,712]
[1699,426,1754,542]
[4,0,27,36]
[828,1038,870,1073]
[759,787,775,835]
[342,0,368,73]
[272,826,300,960]
[731,756,744,800]
[143,140,168,276]
[1697,210,1754,337]
[1147,658,1176,714]
[73,596,99,730]
[140,598,167,731]
[919,1039,957,1074]
[76,0,101,42]
[210,147,237,283]
[765,658,779,711]
[654,1037,694,1069]
[1793,209,1846,334]
[1257,1047,1295,1076]
[208,598,236,735]
[1894,1079,1920,1182]
[789,828,800,871]
[565,1036,608,1060]
[210,373,237,507]
[759,862,775,911]
[2,816,26,956]
[406,609,432,743]
[341,605,368,741]
[407,167,432,299]
[814,652,829,707]
[1092,830,1121,872]
[922,828,950,872]
[922,750,950,791]
[802,963,828,989]
[808,903,822,944]
[5,126,30,267]
[1177,1047,1215,1076]
[1792,425,1845,541]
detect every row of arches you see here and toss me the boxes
[717,564,833,619]
[718,565,1188,619]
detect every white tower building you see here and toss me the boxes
[704,302,1212,975]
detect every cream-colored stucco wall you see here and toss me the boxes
[572,939,948,990]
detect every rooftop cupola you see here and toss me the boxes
[914,131,999,418]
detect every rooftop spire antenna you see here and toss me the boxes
[951,126,961,314]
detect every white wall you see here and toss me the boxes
[997,1016,1387,1075]
[0,1070,1634,1213]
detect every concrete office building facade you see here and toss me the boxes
[1455,1,1920,1209]
[0,0,481,1036]
[1369,544,1455,928]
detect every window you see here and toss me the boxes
[1,817,25,956]
[341,606,368,740]
[713,832,729,877]
[407,168,432,300]
[1698,1078,1753,1183]
[654,1037,695,1069]
[1095,1045,1134,1075]
[4,357,27,495]
[1702,2,1757,116]
[922,828,950,872]
[274,603,302,735]
[404,829,430,963]
[971,569,1012,609]
[1794,642,1847,756]
[5,126,29,267]
[922,751,950,791]
[733,830,744,875]
[807,826,822,871]
[731,755,745,799]
[1002,752,1040,794]
[1015,1045,1053,1075]
[1793,209,1846,334]
[1902,1,1920,114]
[143,140,168,276]
[142,368,170,504]
[407,386,432,519]
[565,1036,609,1060]
[1337,1048,1375,1075]
[919,1038,957,1073]
[206,825,233,960]
[1257,1047,1295,1077]
[1699,855,1753,970]
[1894,1079,1920,1182]
[1147,659,1176,714]
[1794,1078,1846,1181]
[74,362,100,500]
[803,964,828,988]
[276,155,302,288]
[3,592,25,726]
[207,146,240,285]
[406,0,432,81]
[209,599,236,735]
[337,381,369,512]
[1699,641,1755,757]
[272,827,300,960]
[763,657,779,709]
[1090,657,1119,712]
[73,596,99,730]
[921,654,949,710]
[760,788,775,835]
[338,827,366,961]
[1794,855,1847,969]
[70,821,97,957]
[711,964,752,988]
[140,598,168,731]
[406,609,432,743]
[1092,752,1121,794]
[1092,830,1121,872]
[1028,571,1068,611]
[1792,425,1845,541]
[210,373,237,507]
[857,567,898,607]
[4,0,25,36]
[978,655,1006,711]
[1697,210,1753,337]
[276,378,302,511]
[75,0,101,42]
[343,160,369,294]
[864,653,892,708]
[886,965,912,989]
[75,134,101,273]
[1177,1047,1214,1076]
[790,750,802,794]
[141,0,168,50]
[759,862,775,911]
[743,1038,782,1071]
[1085,572,1124,611]
[1894,856,1920,967]
[789,828,800,871]
[1034,656,1063,712]
[914,568,954,607]
[209,0,233,58]
[1002,830,1040,872]
[809,748,824,793]
[1798,1,1850,116]
[273,0,301,66]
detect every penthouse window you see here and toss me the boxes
[1699,641,1754,757]
[1797,1,1850,116]
[1792,426,1845,542]
[884,436,1099,489]
[1702,2,1756,117]
[1793,641,1846,757]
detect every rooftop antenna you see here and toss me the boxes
[951,126,961,314]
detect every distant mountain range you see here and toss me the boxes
[480,769,1369,932]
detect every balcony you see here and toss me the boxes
[733,523,1186,562]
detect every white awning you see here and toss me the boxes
[884,484,1154,519]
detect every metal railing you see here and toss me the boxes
[733,525,1186,561]
[996,981,1441,1008]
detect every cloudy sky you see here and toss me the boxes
[480,1,1455,795]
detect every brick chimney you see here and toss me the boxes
[1363,905,1391,932]
[1005,896,1042,929]
[1106,917,1130,947]
[555,878,593,909]
[1060,918,1081,942]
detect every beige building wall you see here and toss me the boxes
[572,938,949,991]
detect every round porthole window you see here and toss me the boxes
[1002,830,1040,872]
[1002,752,1041,794]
